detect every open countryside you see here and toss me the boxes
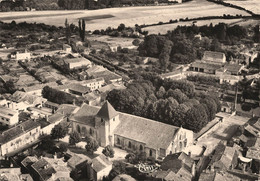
[0,0,251,31]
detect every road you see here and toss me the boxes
[196,113,249,155]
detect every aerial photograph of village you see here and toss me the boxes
[0,0,259,180]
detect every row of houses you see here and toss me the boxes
[198,118,260,181]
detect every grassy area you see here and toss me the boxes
[0,0,250,30]
[0,12,83,21]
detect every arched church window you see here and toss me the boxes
[128,141,131,148]
[149,149,153,157]
[140,145,143,151]
[77,125,81,133]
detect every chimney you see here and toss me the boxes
[54,152,57,159]
[45,115,49,122]
[10,163,13,168]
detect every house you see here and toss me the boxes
[0,159,34,181]
[63,44,72,53]
[151,152,195,180]
[199,171,242,181]
[221,101,233,113]
[43,101,59,112]
[84,92,101,106]
[11,91,47,107]
[202,51,226,64]
[207,143,239,171]
[82,78,105,91]
[11,49,31,62]
[40,113,65,135]
[86,65,106,76]
[112,174,136,181]
[219,74,241,85]
[63,57,92,70]
[70,101,194,160]
[87,70,122,84]
[87,154,113,181]
[68,83,91,96]
[160,70,185,80]
[0,120,41,156]
[22,156,72,181]
[161,152,196,177]
[0,105,19,126]
[21,82,58,96]
[190,61,222,74]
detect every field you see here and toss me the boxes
[143,18,246,34]
[225,0,260,14]
[0,0,250,32]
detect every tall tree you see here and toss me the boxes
[102,145,115,158]
[69,132,81,145]
[65,18,71,44]
[51,124,68,141]
[85,135,99,155]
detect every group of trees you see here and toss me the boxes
[138,23,250,69]
[107,73,220,132]
[42,86,83,105]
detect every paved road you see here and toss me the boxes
[196,113,249,155]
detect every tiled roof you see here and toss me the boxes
[98,83,126,93]
[69,83,91,94]
[56,104,79,116]
[31,157,70,181]
[161,152,194,174]
[66,151,91,169]
[83,77,104,85]
[63,57,91,64]
[20,174,34,181]
[86,65,106,74]
[114,113,181,150]
[209,144,237,170]
[191,61,222,70]
[203,51,225,63]
[0,173,20,181]
[48,113,64,124]
[224,64,243,73]
[70,104,100,127]
[160,70,183,79]
[21,156,39,168]
[0,105,17,119]
[92,154,112,172]
[112,174,136,181]
[0,120,40,144]
[96,101,118,120]
[89,70,122,83]
[244,124,259,137]
[45,101,60,107]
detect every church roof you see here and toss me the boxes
[96,101,118,120]
[114,113,182,150]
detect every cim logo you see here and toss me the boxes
[134,163,160,173]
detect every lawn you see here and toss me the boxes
[0,0,250,31]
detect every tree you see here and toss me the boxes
[5,80,16,94]
[65,18,71,44]
[102,145,115,158]
[78,19,86,42]
[85,135,99,154]
[51,124,68,141]
[69,132,81,145]
[184,105,208,133]
[117,23,125,31]
[132,39,140,46]
[59,143,68,153]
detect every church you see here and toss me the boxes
[70,101,194,160]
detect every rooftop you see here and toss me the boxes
[0,105,17,119]
[96,101,118,120]
[88,70,122,83]
[70,104,100,127]
[114,113,182,150]
[160,70,183,79]
[47,113,64,124]
[203,51,226,63]
[56,104,79,116]
[92,154,112,172]
[66,151,91,169]
[161,152,194,173]
[69,83,91,94]
[63,57,91,64]
[224,64,243,73]
[191,61,223,70]
[0,120,40,144]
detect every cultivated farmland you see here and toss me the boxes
[0,0,250,31]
